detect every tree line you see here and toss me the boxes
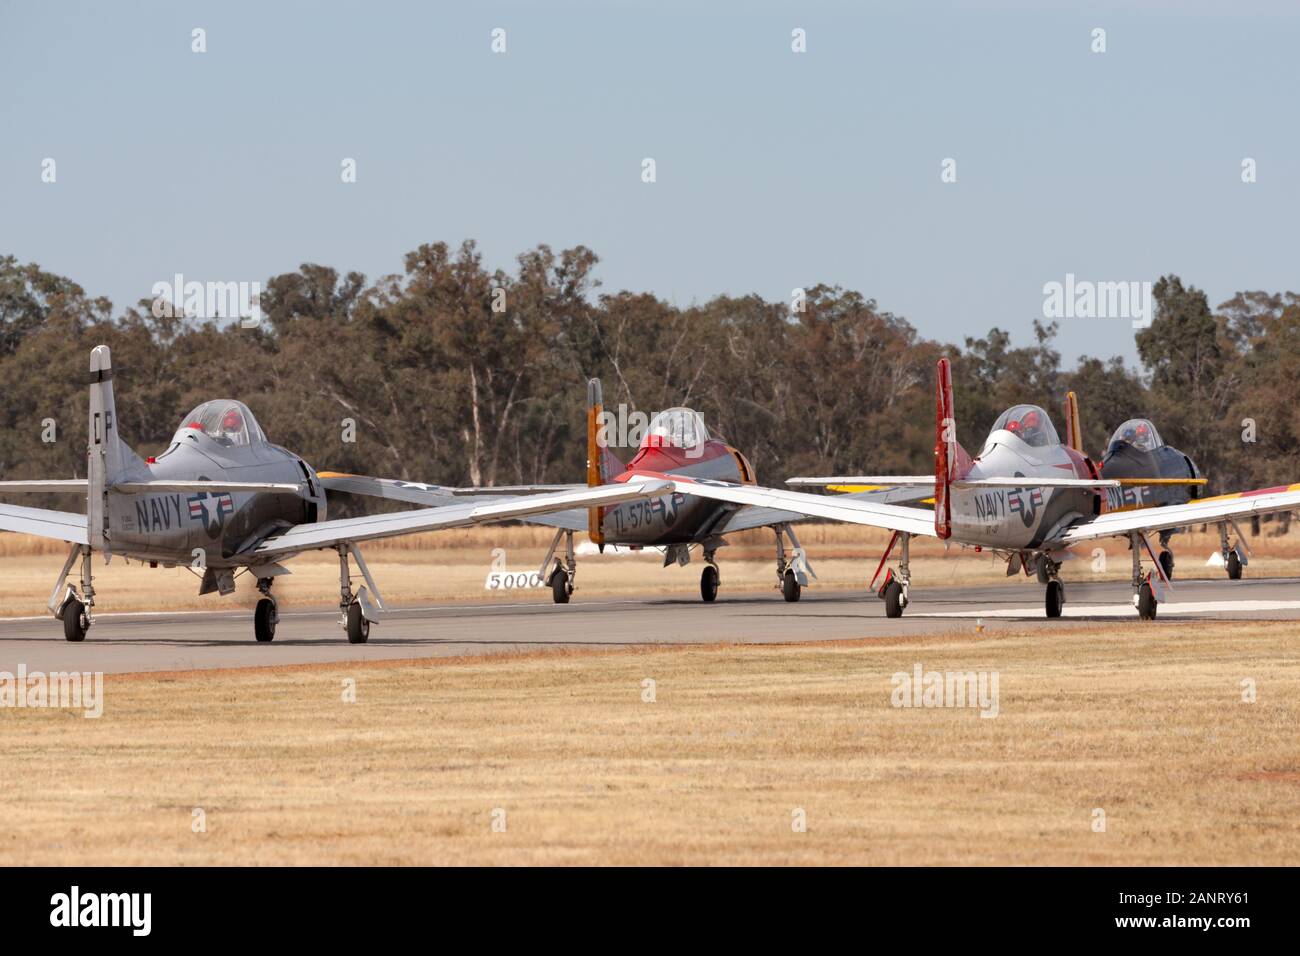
[1,245,1297,509]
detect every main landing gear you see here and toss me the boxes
[774,523,812,603]
[254,577,278,643]
[874,532,911,618]
[542,529,577,604]
[1130,532,1161,620]
[337,544,382,643]
[1038,554,1065,618]
[700,550,720,602]
[52,545,94,642]
[1218,522,1247,580]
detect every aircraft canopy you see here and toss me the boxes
[641,408,710,450]
[1108,418,1163,453]
[989,404,1059,448]
[174,400,267,448]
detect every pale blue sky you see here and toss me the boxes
[1,0,1296,365]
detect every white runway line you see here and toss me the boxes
[917,599,1300,618]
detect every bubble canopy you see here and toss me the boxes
[173,400,267,448]
[1108,418,1163,453]
[989,404,1059,448]
[641,408,710,450]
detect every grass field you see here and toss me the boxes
[1,620,1296,865]
[1,523,1297,617]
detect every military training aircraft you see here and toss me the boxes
[0,346,672,643]
[781,358,1300,619]
[1060,392,1210,581]
[324,379,883,606]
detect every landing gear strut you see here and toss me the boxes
[52,545,93,642]
[543,529,577,604]
[254,577,277,643]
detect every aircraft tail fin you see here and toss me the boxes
[86,345,148,549]
[586,378,623,545]
[1064,390,1084,454]
[933,357,972,539]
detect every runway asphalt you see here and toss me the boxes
[0,576,1297,674]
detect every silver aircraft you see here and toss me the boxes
[0,346,669,643]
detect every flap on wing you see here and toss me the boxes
[789,475,1119,489]
[0,503,88,544]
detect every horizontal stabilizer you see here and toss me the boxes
[318,472,581,506]
[789,475,1121,490]
[0,503,87,544]
[112,480,302,494]
[0,480,88,493]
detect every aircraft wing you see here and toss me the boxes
[0,503,88,544]
[318,472,581,506]
[250,479,672,556]
[1059,484,1300,545]
[637,474,938,537]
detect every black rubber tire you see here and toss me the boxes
[254,598,276,643]
[62,598,87,642]
[781,570,801,603]
[1226,550,1242,580]
[700,565,719,602]
[883,579,904,618]
[1036,556,1051,584]
[1137,582,1158,620]
[346,601,370,644]
[550,567,571,604]
[1045,579,1064,618]
[1158,550,1175,581]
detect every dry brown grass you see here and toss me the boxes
[2,523,1298,617]
[1,621,1297,865]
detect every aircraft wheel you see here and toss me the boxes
[883,579,904,618]
[1036,556,1051,584]
[549,566,571,604]
[1137,582,1158,620]
[781,570,801,602]
[1045,579,1064,618]
[346,601,370,644]
[1226,550,1242,580]
[700,565,719,602]
[254,598,276,643]
[62,598,88,642]
[1158,550,1175,581]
